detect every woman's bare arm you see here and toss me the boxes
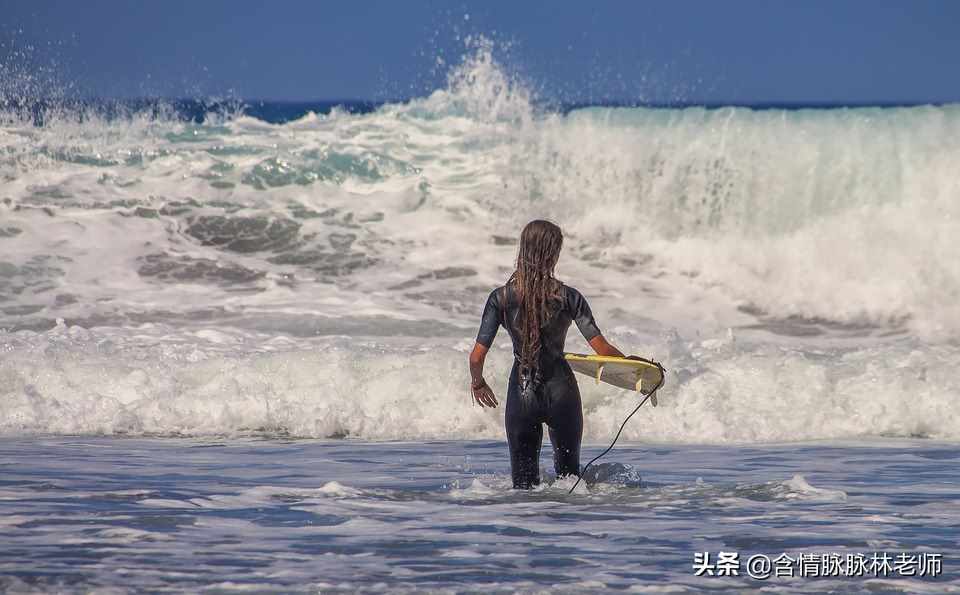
[468,342,499,407]
[468,342,489,383]
[588,334,625,358]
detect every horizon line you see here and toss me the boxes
[3,96,958,111]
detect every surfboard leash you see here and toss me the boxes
[568,360,666,495]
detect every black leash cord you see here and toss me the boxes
[568,362,665,494]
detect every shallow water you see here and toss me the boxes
[0,437,956,593]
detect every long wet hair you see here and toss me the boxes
[507,220,564,371]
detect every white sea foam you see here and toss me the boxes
[0,322,956,442]
[1,43,958,441]
[778,474,848,502]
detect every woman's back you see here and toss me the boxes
[476,282,602,367]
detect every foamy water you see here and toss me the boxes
[2,44,959,442]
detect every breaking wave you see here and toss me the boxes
[2,40,958,441]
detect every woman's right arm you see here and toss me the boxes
[588,334,625,358]
[570,286,626,357]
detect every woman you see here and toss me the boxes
[468,220,628,489]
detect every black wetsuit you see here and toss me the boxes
[475,283,602,489]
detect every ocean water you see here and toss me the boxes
[1,44,959,592]
[0,437,957,593]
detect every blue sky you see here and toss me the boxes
[2,0,959,104]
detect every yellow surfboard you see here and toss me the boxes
[564,353,665,404]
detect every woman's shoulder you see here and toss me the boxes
[558,282,592,309]
[486,284,508,304]
[558,281,585,299]
[486,281,583,304]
